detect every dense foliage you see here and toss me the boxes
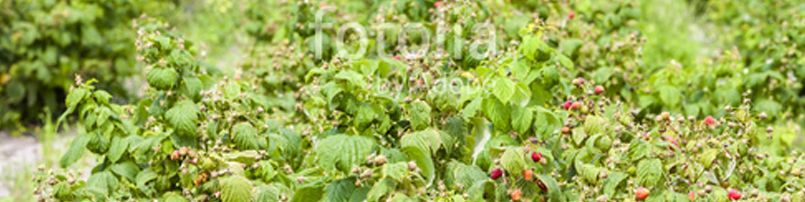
[0,0,176,130]
[28,0,805,201]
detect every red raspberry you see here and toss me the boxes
[594,85,605,94]
[531,152,543,162]
[490,168,503,180]
[704,116,717,126]
[728,189,741,200]
[635,187,650,201]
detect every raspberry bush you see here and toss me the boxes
[27,0,805,201]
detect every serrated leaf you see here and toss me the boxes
[583,115,606,135]
[402,146,435,187]
[224,150,261,164]
[255,185,280,202]
[500,147,527,176]
[637,158,663,187]
[575,163,601,183]
[107,135,128,163]
[165,100,199,136]
[658,86,680,107]
[462,97,482,120]
[389,193,416,202]
[87,171,118,197]
[382,162,409,182]
[60,132,91,168]
[700,148,718,168]
[146,68,179,90]
[628,141,654,161]
[334,70,366,87]
[111,161,140,182]
[492,77,515,104]
[93,90,112,105]
[603,172,627,196]
[224,82,241,100]
[182,76,203,99]
[136,168,157,193]
[510,59,530,82]
[220,175,254,202]
[482,97,510,131]
[400,128,442,155]
[162,192,189,202]
[512,107,534,134]
[66,87,89,109]
[367,178,396,202]
[324,178,357,202]
[445,161,487,190]
[232,122,261,150]
[160,192,189,202]
[316,134,375,172]
[355,103,379,127]
[408,100,432,130]
[292,185,324,202]
[536,174,564,201]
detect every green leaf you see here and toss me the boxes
[182,76,203,99]
[65,87,89,109]
[232,122,261,150]
[402,146,435,187]
[511,107,534,134]
[324,178,357,202]
[754,99,782,115]
[583,115,607,135]
[316,134,375,172]
[93,90,112,105]
[367,178,396,202]
[162,192,189,202]
[400,128,442,155]
[636,158,663,187]
[510,59,530,82]
[355,103,379,127]
[224,82,241,100]
[591,68,613,84]
[700,148,718,168]
[603,172,628,196]
[536,174,564,202]
[382,162,409,182]
[500,147,527,176]
[165,100,199,136]
[111,161,140,182]
[658,86,680,107]
[86,171,118,197]
[445,161,487,190]
[107,135,128,163]
[136,168,157,194]
[534,108,560,137]
[519,35,550,61]
[492,77,515,104]
[482,97,511,131]
[255,185,280,202]
[220,175,254,202]
[224,150,261,164]
[575,163,601,183]
[408,100,432,130]
[334,70,366,87]
[146,67,179,90]
[292,185,324,202]
[59,132,91,168]
[462,97,483,120]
